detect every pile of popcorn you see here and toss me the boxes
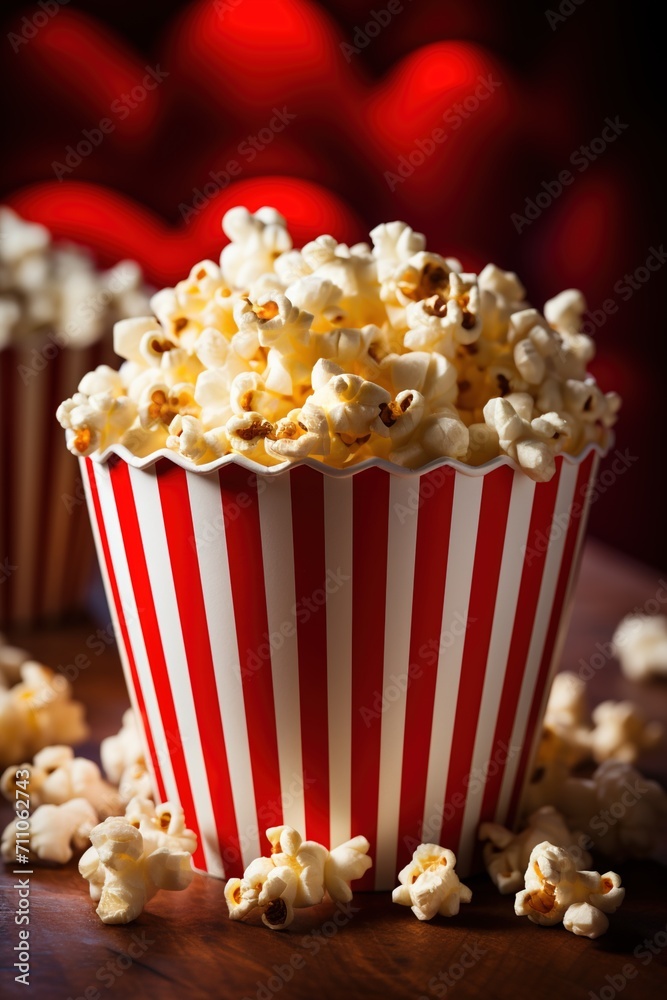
[57,207,620,480]
[0,635,88,768]
[2,619,665,935]
[0,207,149,350]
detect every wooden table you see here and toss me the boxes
[1,540,666,1000]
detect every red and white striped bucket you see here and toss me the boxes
[0,336,113,626]
[81,444,602,888]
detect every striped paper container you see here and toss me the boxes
[0,336,113,627]
[81,443,603,888]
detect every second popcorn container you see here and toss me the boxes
[81,442,602,888]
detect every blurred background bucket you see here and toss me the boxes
[0,336,114,627]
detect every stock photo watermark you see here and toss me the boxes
[359,611,474,727]
[588,922,667,1000]
[384,74,502,191]
[572,579,667,682]
[408,740,521,851]
[511,116,629,233]
[51,65,170,181]
[8,0,70,53]
[522,447,638,567]
[577,245,667,335]
[239,568,350,682]
[340,0,412,61]
[545,0,587,31]
[418,939,488,999]
[178,107,297,222]
[63,931,155,999]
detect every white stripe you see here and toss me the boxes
[495,459,579,824]
[129,464,223,876]
[14,344,49,620]
[186,470,260,869]
[324,477,353,848]
[83,462,176,805]
[456,471,535,872]
[375,476,419,888]
[258,473,305,838]
[421,473,484,847]
[512,454,600,821]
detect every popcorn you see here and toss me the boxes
[589,701,663,764]
[323,836,373,903]
[224,825,371,930]
[392,844,472,921]
[612,614,667,681]
[542,671,592,768]
[117,761,154,804]
[79,815,194,924]
[1,798,98,865]
[0,662,87,769]
[560,761,667,860]
[0,207,149,350]
[0,635,28,687]
[1,745,120,816]
[403,273,482,359]
[221,207,292,289]
[514,841,624,938]
[124,796,197,855]
[479,806,591,894]
[100,709,145,785]
[483,393,568,482]
[57,208,619,476]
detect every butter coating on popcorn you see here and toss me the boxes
[224,824,372,930]
[514,841,624,938]
[58,208,619,477]
[392,844,472,921]
[0,207,149,350]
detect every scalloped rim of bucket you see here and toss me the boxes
[84,437,612,481]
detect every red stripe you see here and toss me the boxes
[479,463,562,825]
[156,460,242,871]
[108,460,207,867]
[395,466,455,873]
[507,452,596,825]
[350,468,390,890]
[218,465,283,836]
[442,465,514,856]
[83,459,167,803]
[290,466,330,845]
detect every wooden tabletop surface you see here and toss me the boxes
[1,539,666,1000]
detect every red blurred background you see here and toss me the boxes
[2,0,664,568]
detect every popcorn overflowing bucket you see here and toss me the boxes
[81,443,603,888]
[0,337,112,626]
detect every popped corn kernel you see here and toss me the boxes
[514,841,624,938]
[392,844,472,921]
[56,209,619,478]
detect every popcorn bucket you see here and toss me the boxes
[81,445,603,887]
[0,336,113,626]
